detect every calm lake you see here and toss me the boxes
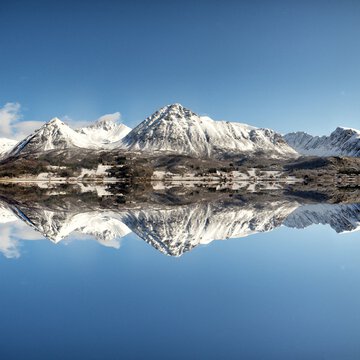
[0,185,359,359]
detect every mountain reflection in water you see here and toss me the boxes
[0,183,359,258]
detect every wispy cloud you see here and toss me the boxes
[0,221,47,259]
[61,111,122,129]
[0,227,20,259]
[97,112,121,123]
[0,102,43,140]
[12,121,46,141]
[0,102,22,138]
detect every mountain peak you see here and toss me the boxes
[163,103,185,110]
[47,117,64,126]
[157,103,197,118]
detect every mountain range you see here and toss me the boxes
[1,103,358,160]
[284,127,360,157]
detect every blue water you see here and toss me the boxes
[0,226,360,359]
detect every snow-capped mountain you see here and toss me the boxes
[7,117,132,157]
[122,104,298,158]
[8,118,98,156]
[284,127,360,157]
[3,105,359,160]
[77,117,131,146]
[0,138,17,158]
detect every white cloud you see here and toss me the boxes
[12,120,45,140]
[0,102,22,138]
[0,227,20,259]
[61,112,122,129]
[0,219,49,259]
[97,112,121,123]
[0,102,44,140]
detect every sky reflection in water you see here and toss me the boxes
[0,191,359,359]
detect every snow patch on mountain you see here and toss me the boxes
[0,138,17,158]
[284,127,360,157]
[0,203,18,224]
[122,104,298,158]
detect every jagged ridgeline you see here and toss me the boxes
[0,103,359,182]
[0,183,359,258]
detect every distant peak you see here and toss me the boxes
[96,117,116,124]
[94,117,117,128]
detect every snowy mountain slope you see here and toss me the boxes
[77,117,131,146]
[284,203,360,233]
[284,127,360,157]
[8,118,99,156]
[122,104,298,158]
[0,138,17,158]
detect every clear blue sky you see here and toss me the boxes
[0,0,360,135]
